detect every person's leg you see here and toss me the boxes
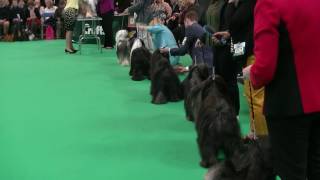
[0,22,3,38]
[3,21,10,35]
[11,21,17,38]
[226,80,240,116]
[13,21,23,40]
[36,20,41,38]
[56,19,61,39]
[136,23,142,39]
[64,8,77,52]
[101,13,108,47]
[267,115,310,180]
[244,79,255,128]
[244,56,268,137]
[250,84,268,135]
[235,83,240,115]
[307,113,320,180]
[65,31,73,50]
[215,46,239,115]
[136,23,152,50]
[103,11,114,48]
[146,32,153,51]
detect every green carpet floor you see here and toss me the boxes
[0,40,250,180]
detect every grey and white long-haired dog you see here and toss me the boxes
[115,30,131,66]
[115,29,145,66]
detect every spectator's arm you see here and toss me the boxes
[169,36,194,56]
[128,0,144,14]
[250,0,280,89]
[170,46,188,56]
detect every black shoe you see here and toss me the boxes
[71,49,78,53]
[65,49,77,54]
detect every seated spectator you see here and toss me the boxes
[43,0,57,39]
[26,0,42,39]
[0,0,11,40]
[43,0,57,19]
[35,0,45,13]
[9,0,25,40]
[165,0,179,31]
[18,0,29,26]
[160,10,213,72]
[78,0,95,18]
[169,0,179,12]
[54,0,65,38]
[141,12,179,65]
[150,0,172,18]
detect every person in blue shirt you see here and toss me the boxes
[140,12,180,65]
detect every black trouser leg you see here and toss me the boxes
[308,116,320,180]
[214,45,239,115]
[266,113,320,180]
[101,11,114,47]
[225,80,240,115]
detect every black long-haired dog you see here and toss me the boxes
[205,136,275,180]
[129,46,151,81]
[150,50,183,104]
[182,63,210,121]
[129,38,151,81]
[193,77,241,168]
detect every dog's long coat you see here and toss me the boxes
[115,30,130,66]
[205,137,275,180]
[149,50,183,104]
[192,77,241,168]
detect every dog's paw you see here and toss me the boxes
[121,60,130,66]
[132,75,145,81]
[152,91,167,104]
[200,160,212,168]
[169,95,182,102]
[186,116,194,122]
[204,166,220,180]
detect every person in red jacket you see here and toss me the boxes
[243,0,320,179]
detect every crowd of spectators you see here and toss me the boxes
[0,0,65,41]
